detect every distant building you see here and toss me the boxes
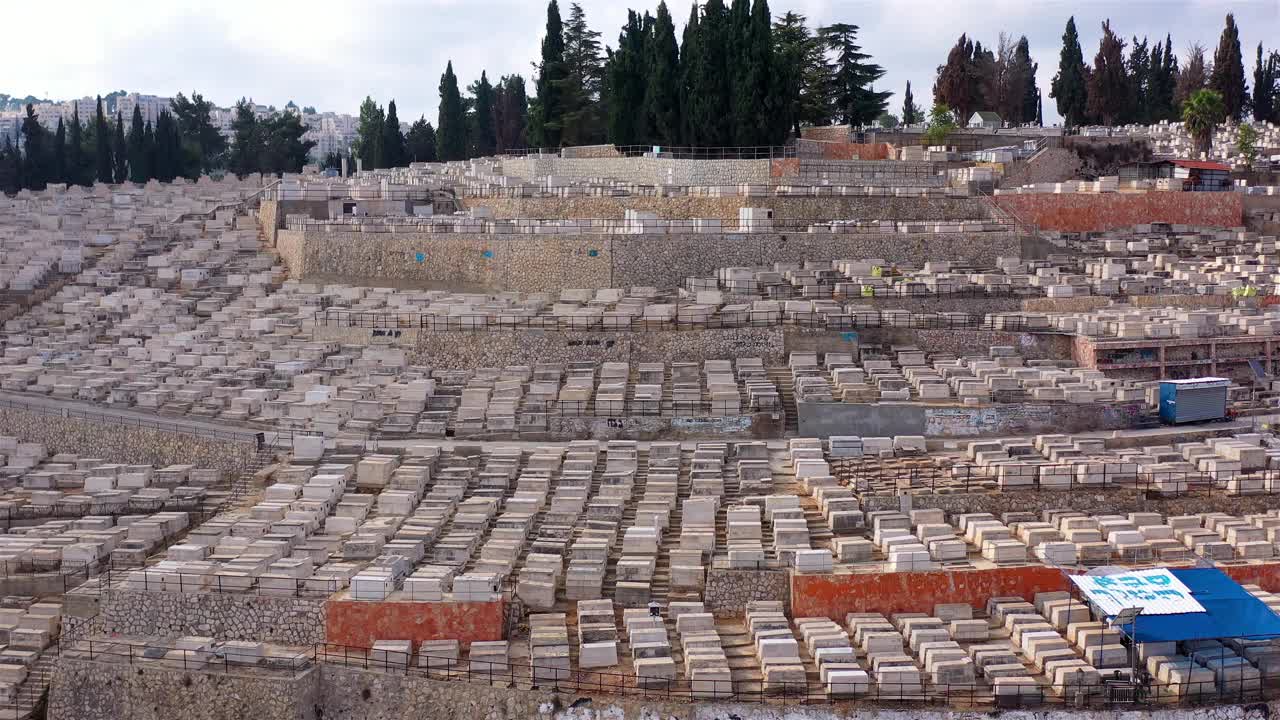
[968,111,1002,130]
[115,93,173,126]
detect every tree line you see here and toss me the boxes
[348,0,894,165]
[0,92,315,194]
[1047,14,1279,129]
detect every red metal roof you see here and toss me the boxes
[1171,159,1231,171]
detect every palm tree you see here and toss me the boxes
[1182,89,1225,158]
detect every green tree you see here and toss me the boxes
[902,81,919,125]
[1147,36,1179,122]
[127,106,148,183]
[1127,36,1151,124]
[1014,37,1040,126]
[468,74,497,157]
[922,103,956,146]
[877,112,898,129]
[733,0,780,143]
[94,97,113,184]
[113,111,127,183]
[678,2,702,144]
[67,106,87,186]
[0,137,20,195]
[1253,44,1280,123]
[353,97,384,171]
[604,11,649,145]
[228,100,261,177]
[1182,88,1225,157]
[821,22,890,128]
[20,105,47,190]
[382,99,406,168]
[52,118,66,185]
[143,120,156,182]
[935,34,978,124]
[171,92,226,174]
[530,0,568,147]
[437,61,468,161]
[688,0,733,145]
[406,117,438,162]
[1236,122,1259,164]
[494,75,529,151]
[258,112,315,175]
[773,12,827,138]
[1050,17,1089,128]
[1086,20,1128,126]
[643,1,681,145]
[559,3,607,146]
[1176,43,1210,110]
[1209,13,1247,121]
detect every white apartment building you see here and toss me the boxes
[115,93,172,125]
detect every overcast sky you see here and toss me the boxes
[9,0,1278,126]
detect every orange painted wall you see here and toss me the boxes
[1219,563,1280,593]
[326,599,506,647]
[791,566,1072,621]
[992,191,1242,232]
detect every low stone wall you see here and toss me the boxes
[704,567,789,616]
[257,199,281,245]
[50,653,1280,720]
[500,155,772,185]
[100,587,328,645]
[465,195,990,222]
[992,191,1243,232]
[285,229,1022,292]
[797,400,1146,438]
[0,406,256,474]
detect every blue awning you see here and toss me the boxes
[1113,568,1280,643]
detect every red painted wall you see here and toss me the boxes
[326,599,506,647]
[791,561,1280,622]
[992,192,1242,232]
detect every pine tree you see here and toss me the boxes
[171,92,226,175]
[773,12,813,138]
[127,106,147,183]
[494,75,530,152]
[1253,44,1280,123]
[1086,21,1128,126]
[67,106,86,186]
[820,23,889,129]
[382,100,406,168]
[1209,13,1247,120]
[531,0,568,147]
[406,117,438,162]
[469,74,497,157]
[52,118,66,185]
[228,100,261,177]
[643,1,681,145]
[437,61,468,161]
[1050,17,1089,128]
[354,97,384,171]
[113,111,127,183]
[20,105,47,190]
[559,3,606,146]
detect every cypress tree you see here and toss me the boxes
[935,35,977,123]
[531,0,567,147]
[902,82,919,125]
[605,11,648,145]
[20,105,46,191]
[1209,13,1247,120]
[0,138,20,195]
[382,100,406,168]
[678,3,701,144]
[1127,36,1150,124]
[53,118,66,185]
[406,117,438,162]
[469,73,497,157]
[1086,20,1129,127]
[494,75,530,151]
[690,0,733,145]
[94,97,112,184]
[113,112,127,183]
[1253,44,1280,123]
[1050,17,1089,128]
[731,0,777,144]
[643,1,681,145]
[1015,37,1040,126]
[127,107,147,183]
[67,106,86,186]
[354,97,385,170]
[436,61,468,161]
[143,120,156,182]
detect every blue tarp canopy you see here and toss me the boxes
[1112,568,1280,643]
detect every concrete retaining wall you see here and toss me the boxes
[0,406,256,474]
[284,229,1022,292]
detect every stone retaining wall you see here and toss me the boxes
[992,191,1243,232]
[0,406,256,474]
[465,195,991,222]
[284,229,1022,292]
[704,567,790,616]
[500,156,772,185]
[100,587,328,645]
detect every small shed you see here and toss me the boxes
[1118,159,1232,191]
[968,111,1002,130]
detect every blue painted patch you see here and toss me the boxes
[414,252,425,263]
[481,250,494,258]
[588,249,599,257]
[840,331,859,343]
